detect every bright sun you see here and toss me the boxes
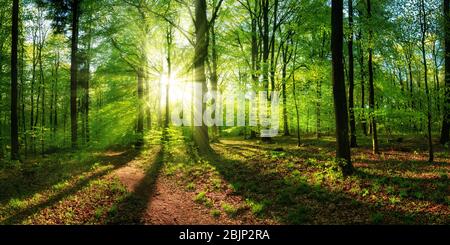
[159,74,190,106]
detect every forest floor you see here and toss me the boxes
[0,128,449,224]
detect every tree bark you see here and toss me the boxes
[11,0,19,160]
[70,0,79,149]
[136,70,144,146]
[348,0,357,147]
[420,0,434,162]
[165,25,172,129]
[441,0,450,144]
[331,0,353,176]
[367,0,379,154]
[193,0,211,152]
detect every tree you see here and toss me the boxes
[348,0,357,147]
[419,0,434,162]
[11,0,19,160]
[70,0,79,149]
[367,0,379,154]
[331,0,354,176]
[441,0,450,145]
[193,0,211,152]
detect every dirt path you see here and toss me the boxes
[112,141,259,224]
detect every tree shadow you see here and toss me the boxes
[1,149,141,224]
[105,144,165,224]
[0,148,139,206]
[203,143,448,224]
[353,168,449,204]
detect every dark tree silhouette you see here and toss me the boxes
[441,0,450,145]
[11,0,19,160]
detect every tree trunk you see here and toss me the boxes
[441,0,450,144]
[261,0,271,142]
[11,0,19,160]
[70,0,79,149]
[367,0,379,154]
[358,31,367,136]
[292,42,301,146]
[282,57,289,136]
[137,70,144,146]
[420,0,434,162]
[331,0,353,176]
[249,0,259,139]
[193,0,211,152]
[348,0,357,147]
[165,25,172,129]
[269,0,279,96]
[210,18,219,140]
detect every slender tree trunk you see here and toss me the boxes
[20,36,26,155]
[348,0,357,147]
[210,19,219,140]
[193,0,211,152]
[70,0,79,149]
[282,56,289,136]
[249,0,259,139]
[137,70,144,146]
[261,0,271,142]
[441,0,450,144]
[420,0,434,162]
[165,25,172,129]
[269,0,279,96]
[358,32,367,136]
[331,0,353,176]
[316,80,322,138]
[367,0,379,154]
[11,0,19,160]
[292,42,301,146]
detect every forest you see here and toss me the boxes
[0,0,448,225]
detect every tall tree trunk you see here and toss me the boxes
[249,0,259,139]
[193,0,211,152]
[292,42,301,146]
[367,0,379,154]
[269,0,279,96]
[137,70,144,146]
[166,25,172,129]
[358,31,367,136]
[441,0,450,144]
[420,0,434,162]
[281,45,289,136]
[261,0,271,142]
[11,0,19,160]
[210,18,219,140]
[70,0,79,149]
[348,0,357,147]
[331,0,353,176]
[20,35,26,155]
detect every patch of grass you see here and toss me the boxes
[95,207,105,219]
[194,191,213,208]
[52,180,70,191]
[212,178,222,189]
[8,198,27,210]
[229,182,242,192]
[389,196,401,204]
[186,182,196,191]
[221,202,238,217]
[210,209,221,218]
[107,204,118,217]
[245,199,264,215]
